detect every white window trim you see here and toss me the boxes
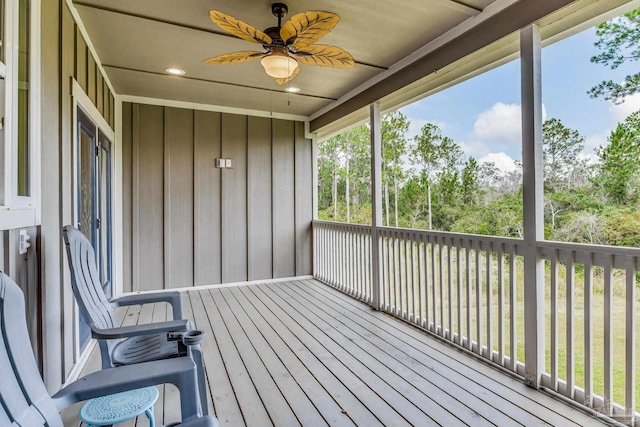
[0,0,41,231]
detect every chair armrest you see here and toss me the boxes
[92,319,189,339]
[51,357,202,419]
[111,291,183,320]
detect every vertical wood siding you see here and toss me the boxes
[194,111,222,285]
[221,113,248,283]
[164,108,194,288]
[123,105,313,290]
[272,119,296,278]
[37,0,118,391]
[134,104,165,291]
[247,116,273,281]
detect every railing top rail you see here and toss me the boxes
[538,239,640,257]
[377,226,524,246]
[312,220,372,233]
[314,220,640,259]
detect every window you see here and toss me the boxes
[0,0,40,230]
[17,0,29,196]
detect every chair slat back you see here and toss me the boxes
[62,226,116,333]
[0,272,62,427]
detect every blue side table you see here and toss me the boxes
[79,386,159,427]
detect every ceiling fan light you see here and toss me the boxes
[261,50,298,79]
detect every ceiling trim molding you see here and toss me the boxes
[119,95,310,123]
[103,64,338,101]
[309,0,575,132]
[65,0,117,95]
[73,2,387,70]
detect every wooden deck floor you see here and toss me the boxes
[62,279,612,426]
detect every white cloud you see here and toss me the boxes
[478,152,518,174]
[468,102,546,157]
[609,92,640,123]
[472,103,522,146]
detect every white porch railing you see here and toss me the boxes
[313,221,372,304]
[313,220,640,425]
[538,241,639,423]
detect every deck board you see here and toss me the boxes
[62,280,610,427]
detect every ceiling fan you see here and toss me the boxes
[204,2,355,84]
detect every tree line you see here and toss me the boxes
[317,110,640,247]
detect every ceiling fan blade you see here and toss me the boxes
[294,44,354,68]
[204,51,265,64]
[280,11,339,48]
[274,66,300,85]
[209,10,272,46]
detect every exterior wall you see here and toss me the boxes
[39,0,115,391]
[121,103,313,292]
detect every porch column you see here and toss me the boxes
[370,102,382,309]
[311,134,318,278]
[521,25,545,388]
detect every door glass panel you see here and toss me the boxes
[79,128,94,241]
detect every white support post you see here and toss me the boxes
[312,135,318,221]
[521,25,545,389]
[370,103,382,309]
[311,134,318,278]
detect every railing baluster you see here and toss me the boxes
[409,234,416,324]
[584,252,593,408]
[475,240,483,356]
[448,238,454,341]
[418,236,424,327]
[604,255,613,416]
[322,226,326,282]
[358,232,364,302]
[424,234,430,328]
[431,235,437,332]
[486,241,493,361]
[400,233,407,319]
[456,241,462,346]
[392,234,398,315]
[509,244,517,372]
[384,234,389,310]
[439,236,445,336]
[550,248,558,391]
[565,250,575,400]
[347,227,352,294]
[465,240,472,351]
[625,256,636,422]
[497,243,505,367]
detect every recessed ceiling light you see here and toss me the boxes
[165,67,186,75]
[285,86,301,93]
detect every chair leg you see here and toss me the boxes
[146,405,155,427]
[188,344,208,416]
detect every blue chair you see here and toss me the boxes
[0,270,219,427]
[62,225,208,416]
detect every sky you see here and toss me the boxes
[399,23,640,173]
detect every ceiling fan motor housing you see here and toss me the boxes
[271,3,288,19]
